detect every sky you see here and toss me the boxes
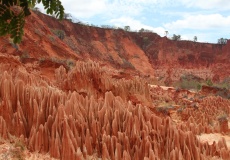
[37,0,230,43]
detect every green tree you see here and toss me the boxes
[64,13,72,21]
[194,36,197,42]
[165,31,168,37]
[124,26,130,31]
[172,34,181,41]
[0,0,64,44]
[139,28,144,32]
[218,38,228,45]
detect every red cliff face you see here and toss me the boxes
[0,11,230,160]
[130,32,230,83]
[24,12,154,77]
[2,11,229,83]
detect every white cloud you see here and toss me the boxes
[46,0,173,18]
[105,1,143,17]
[164,13,230,42]
[164,14,230,30]
[36,0,174,19]
[61,0,108,18]
[180,0,230,10]
[36,0,108,18]
[109,16,166,36]
[102,0,170,18]
[178,33,210,42]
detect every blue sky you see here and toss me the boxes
[37,0,230,43]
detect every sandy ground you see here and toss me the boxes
[149,84,174,90]
[0,142,57,160]
[197,133,230,149]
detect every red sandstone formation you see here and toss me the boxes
[129,32,230,84]
[0,11,230,160]
[0,60,229,159]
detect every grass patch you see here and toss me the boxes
[121,58,135,69]
[20,51,30,62]
[156,105,175,115]
[39,57,75,70]
[52,29,65,40]
[217,113,228,122]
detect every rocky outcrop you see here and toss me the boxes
[0,60,229,159]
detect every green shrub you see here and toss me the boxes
[20,51,30,62]
[12,140,25,160]
[14,141,25,151]
[156,105,174,115]
[197,83,202,90]
[143,37,149,48]
[206,79,213,86]
[180,79,201,90]
[34,29,44,36]
[217,114,228,122]
[39,57,75,70]
[52,29,65,40]
[49,35,56,42]
[214,78,230,90]
[121,58,135,69]
[66,59,75,70]
[178,74,203,91]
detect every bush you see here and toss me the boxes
[11,140,26,160]
[180,79,201,90]
[32,7,41,12]
[217,114,228,122]
[218,38,228,45]
[215,78,230,90]
[206,79,213,86]
[172,34,181,41]
[121,58,135,69]
[177,74,203,91]
[52,29,65,40]
[124,26,130,31]
[14,141,25,151]
[197,83,202,90]
[66,59,75,70]
[139,28,153,32]
[39,57,75,71]
[20,51,30,62]
[156,105,174,116]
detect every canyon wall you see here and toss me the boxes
[2,11,229,83]
[130,32,230,83]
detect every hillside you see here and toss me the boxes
[0,11,230,160]
[1,11,230,84]
[129,32,230,84]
